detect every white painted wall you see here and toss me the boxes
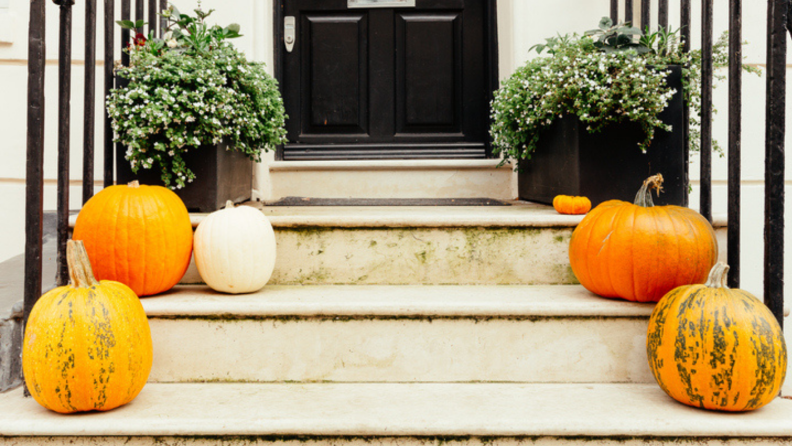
[0,0,789,312]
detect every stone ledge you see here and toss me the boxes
[269,159,510,172]
[0,383,791,437]
[142,285,657,318]
[67,202,728,229]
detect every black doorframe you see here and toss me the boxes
[272,0,499,161]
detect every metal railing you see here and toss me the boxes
[21,0,789,347]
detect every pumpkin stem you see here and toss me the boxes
[67,240,100,288]
[704,262,730,289]
[129,180,140,188]
[634,174,664,208]
[225,200,235,209]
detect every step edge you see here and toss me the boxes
[68,210,728,229]
[141,285,657,319]
[269,159,511,172]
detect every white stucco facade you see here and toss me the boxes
[0,0,790,308]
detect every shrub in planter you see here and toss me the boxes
[490,18,758,206]
[107,6,287,209]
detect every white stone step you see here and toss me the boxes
[1,382,791,444]
[71,203,728,286]
[267,159,514,200]
[143,284,658,384]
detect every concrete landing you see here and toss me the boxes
[0,383,790,440]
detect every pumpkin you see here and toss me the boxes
[22,240,153,414]
[647,262,787,411]
[194,201,277,294]
[569,174,718,302]
[73,181,193,296]
[553,195,591,215]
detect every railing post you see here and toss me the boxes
[610,0,618,24]
[728,0,742,288]
[55,0,74,287]
[700,0,714,223]
[104,0,115,188]
[23,0,46,398]
[148,0,157,36]
[135,0,144,34]
[658,0,668,30]
[681,0,691,208]
[641,0,651,31]
[764,0,787,328]
[625,0,634,25]
[83,0,96,203]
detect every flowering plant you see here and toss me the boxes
[107,5,287,189]
[490,18,757,164]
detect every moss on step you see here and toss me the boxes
[270,227,577,285]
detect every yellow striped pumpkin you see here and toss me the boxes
[22,240,153,414]
[647,262,787,411]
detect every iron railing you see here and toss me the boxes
[21,0,789,356]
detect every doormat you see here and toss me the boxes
[265,197,511,207]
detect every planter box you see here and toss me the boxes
[116,142,253,213]
[517,65,686,208]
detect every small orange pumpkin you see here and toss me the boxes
[569,174,718,302]
[23,240,153,413]
[647,262,787,411]
[73,181,193,296]
[553,195,591,215]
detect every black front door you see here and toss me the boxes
[278,0,494,160]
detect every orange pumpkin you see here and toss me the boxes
[553,195,591,215]
[647,262,787,411]
[73,181,193,296]
[23,240,153,413]
[569,174,718,302]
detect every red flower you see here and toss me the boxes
[133,33,147,47]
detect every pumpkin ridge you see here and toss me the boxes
[661,207,684,299]
[588,206,617,297]
[148,190,167,296]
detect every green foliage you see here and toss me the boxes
[490,18,759,165]
[107,5,287,189]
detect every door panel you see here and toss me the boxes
[281,0,492,160]
[397,13,461,131]
[303,14,369,135]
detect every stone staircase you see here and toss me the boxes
[4,202,792,445]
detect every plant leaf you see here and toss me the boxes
[116,20,136,29]
[599,17,613,30]
[620,27,643,35]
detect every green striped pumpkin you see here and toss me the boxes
[647,262,787,412]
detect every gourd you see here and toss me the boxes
[553,195,591,215]
[194,201,277,294]
[22,240,153,414]
[647,262,787,411]
[569,174,718,302]
[73,181,193,296]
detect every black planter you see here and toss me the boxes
[517,65,686,208]
[116,142,253,213]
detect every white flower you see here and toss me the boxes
[167,39,178,48]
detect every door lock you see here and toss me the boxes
[284,16,295,53]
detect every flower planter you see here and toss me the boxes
[517,65,686,208]
[115,141,253,213]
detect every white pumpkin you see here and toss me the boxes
[194,201,277,294]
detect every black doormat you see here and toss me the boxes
[265,197,511,207]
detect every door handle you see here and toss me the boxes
[284,16,295,53]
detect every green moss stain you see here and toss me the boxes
[271,227,577,285]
